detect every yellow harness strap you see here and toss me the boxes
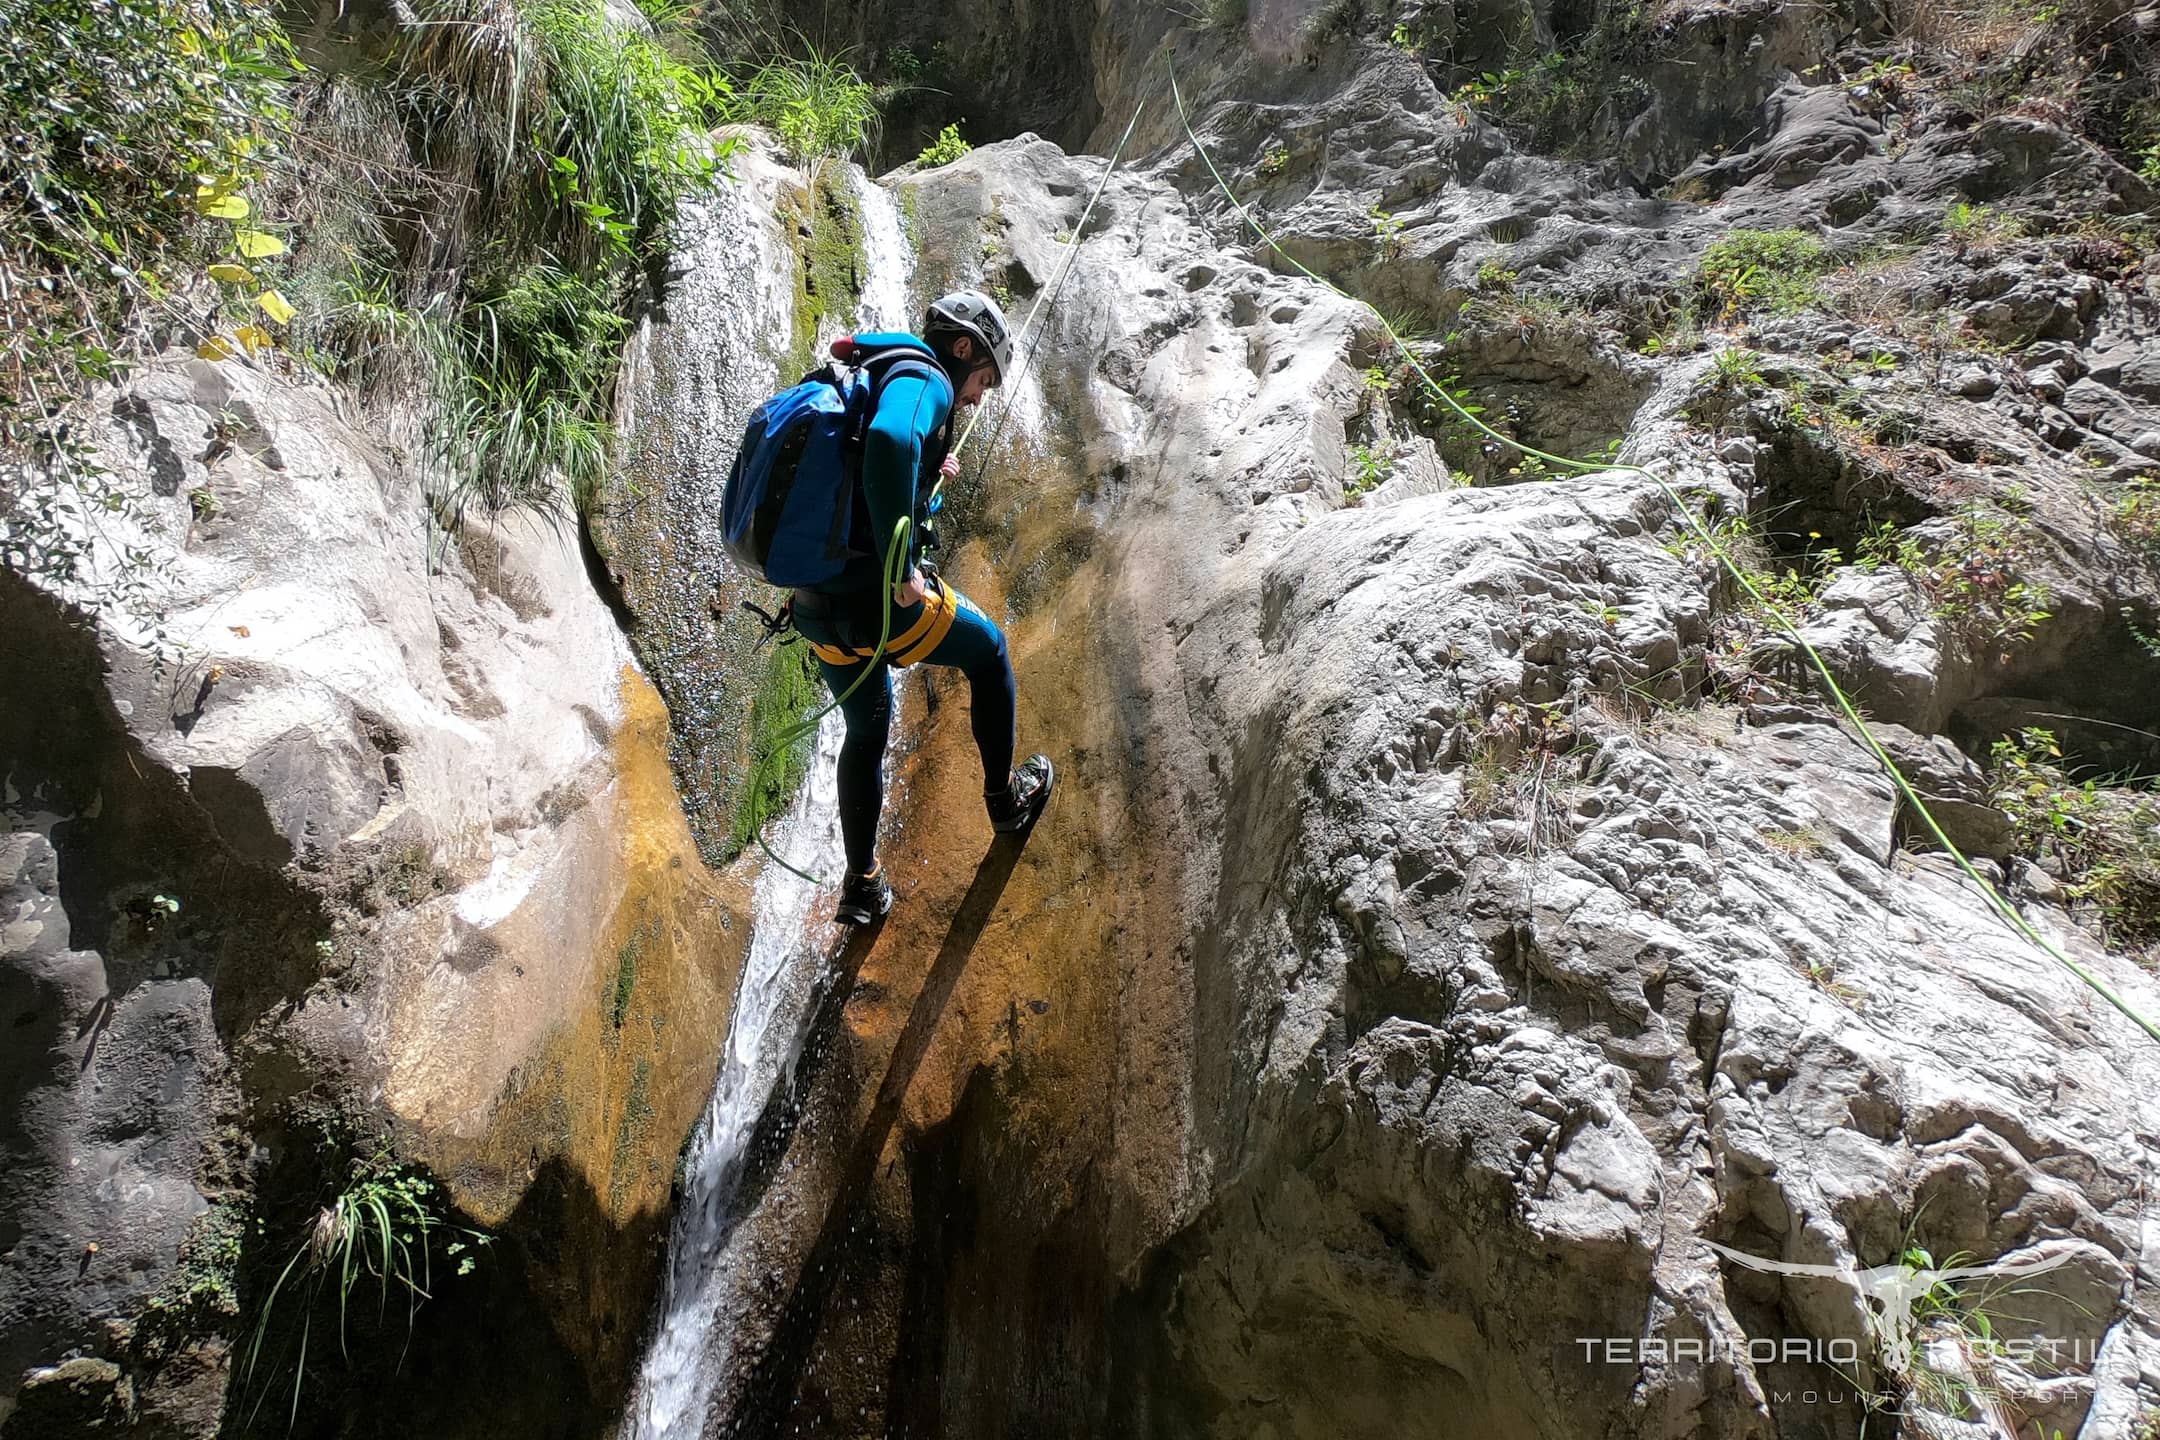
[806,579,961,669]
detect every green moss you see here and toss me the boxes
[898,184,922,251]
[606,920,647,1030]
[608,1059,656,1210]
[725,642,823,858]
[780,168,867,379]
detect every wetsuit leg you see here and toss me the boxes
[815,655,893,876]
[913,587,1017,794]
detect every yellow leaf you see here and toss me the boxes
[196,336,235,361]
[233,324,274,354]
[196,194,250,221]
[233,230,285,259]
[256,289,296,325]
[207,262,253,285]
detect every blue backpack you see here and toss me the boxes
[721,337,945,588]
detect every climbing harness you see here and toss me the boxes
[795,574,965,670]
[737,95,1150,883]
[1163,53,2159,1044]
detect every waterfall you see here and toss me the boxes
[852,166,915,332]
[627,715,844,1440]
[625,160,916,1440]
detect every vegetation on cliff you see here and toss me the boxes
[1,0,891,623]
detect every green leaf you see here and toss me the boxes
[233,230,285,258]
[197,193,250,221]
[256,289,295,324]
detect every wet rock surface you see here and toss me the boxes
[696,4,2160,1434]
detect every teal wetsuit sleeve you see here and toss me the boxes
[861,372,947,577]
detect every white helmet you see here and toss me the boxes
[923,289,1014,381]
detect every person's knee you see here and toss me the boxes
[834,676,894,736]
[967,621,1012,680]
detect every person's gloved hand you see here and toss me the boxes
[893,566,927,609]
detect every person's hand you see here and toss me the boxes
[893,567,927,608]
[939,454,961,481]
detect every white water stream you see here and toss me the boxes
[626,164,916,1440]
[628,713,844,1440]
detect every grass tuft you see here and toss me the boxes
[241,1153,489,1429]
[730,48,880,163]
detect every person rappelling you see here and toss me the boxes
[721,290,1055,924]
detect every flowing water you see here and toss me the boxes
[626,164,917,1440]
[628,715,844,1440]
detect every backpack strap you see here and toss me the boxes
[834,346,954,568]
[842,349,951,451]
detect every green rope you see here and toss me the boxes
[1165,54,2160,1044]
[743,513,912,884]
[740,103,1148,885]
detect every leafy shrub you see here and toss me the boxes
[303,0,739,520]
[528,0,730,261]
[242,1156,490,1426]
[1698,229,1831,319]
[1856,503,2052,654]
[1369,205,1407,260]
[1943,200,2026,260]
[1346,442,1396,501]
[915,122,971,168]
[1991,728,2160,956]
[1682,347,1767,431]
[0,0,297,627]
[2114,477,2160,555]
[1445,11,1661,158]
[1669,511,1838,635]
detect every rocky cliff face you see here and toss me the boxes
[682,3,2160,1437]
[8,0,2160,1435]
[0,357,749,1433]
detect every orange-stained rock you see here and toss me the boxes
[389,667,752,1384]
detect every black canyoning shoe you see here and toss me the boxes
[835,865,892,925]
[987,754,1055,834]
